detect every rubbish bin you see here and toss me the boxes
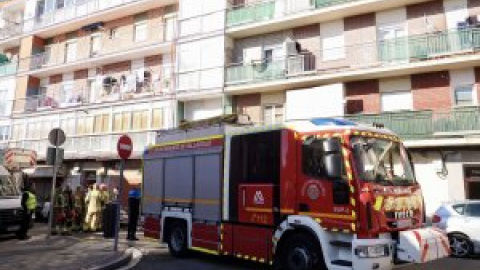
[103,203,118,238]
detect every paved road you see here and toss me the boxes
[132,249,480,270]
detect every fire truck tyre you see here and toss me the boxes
[448,233,473,258]
[168,221,189,258]
[278,233,326,270]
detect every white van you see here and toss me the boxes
[0,165,22,236]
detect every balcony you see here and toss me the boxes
[11,131,156,160]
[13,73,174,114]
[0,21,23,40]
[17,24,175,77]
[23,0,177,37]
[226,27,480,91]
[226,0,428,37]
[344,106,480,140]
[0,61,18,77]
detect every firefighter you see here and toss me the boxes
[84,184,101,232]
[52,186,65,235]
[63,185,74,235]
[98,184,111,231]
[127,188,141,241]
[73,186,85,232]
[18,183,36,240]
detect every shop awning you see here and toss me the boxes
[23,166,65,178]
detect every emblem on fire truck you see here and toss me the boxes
[253,191,265,205]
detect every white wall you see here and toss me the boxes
[184,98,223,121]
[286,84,344,120]
[179,0,226,38]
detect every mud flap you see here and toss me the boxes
[396,227,450,263]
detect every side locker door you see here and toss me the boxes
[142,157,164,239]
[228,131,282,262]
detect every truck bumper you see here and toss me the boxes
[351,238,395,270]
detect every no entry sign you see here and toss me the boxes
[117,135,133,160]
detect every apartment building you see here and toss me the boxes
[172,0,480,215]
[0,0,177,202]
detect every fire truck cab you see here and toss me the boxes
[142,116,449,270]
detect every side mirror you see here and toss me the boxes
[323,138,343,180]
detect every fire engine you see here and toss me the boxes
[142,115,449,270]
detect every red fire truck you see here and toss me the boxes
[142,116,449,270]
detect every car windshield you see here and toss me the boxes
[351,136,415,186]
[0,175,19,197]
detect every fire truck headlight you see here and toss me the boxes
[355,244,390,258]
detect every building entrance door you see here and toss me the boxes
[464,166,480,199]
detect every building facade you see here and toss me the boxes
[1,0,480,215]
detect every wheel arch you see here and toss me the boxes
[161,211,192,248]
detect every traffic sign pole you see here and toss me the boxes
[46,128,66,240]
[114,135,132,251]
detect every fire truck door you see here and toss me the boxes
[238,184,276,225]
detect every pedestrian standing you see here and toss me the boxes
[63,185,74,235]
[18,183,37,240]
[84,184,101,232]
[52,186,65,235]
[73,186,85,232]
[127,188,141,241]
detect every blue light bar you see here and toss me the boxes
[310,118,357,127]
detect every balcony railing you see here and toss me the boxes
[226,0,360,27]
[23,0,148,32]
[0,61,18,77]
[18,24,175,73]
[226,27,480,86]
[0,21,23,40]
[344,106,480,140]
[13,75,174,114]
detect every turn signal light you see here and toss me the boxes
[432,214,441,223]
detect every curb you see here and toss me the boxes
[86,247,136,270]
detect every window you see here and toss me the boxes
[60,118,75,135]
[36,0,46,17]
[65,41,77,63]
[90,34,101,56]
[452,204,466,215]
[321,20,345,61]
[77,116,94,135]
[94,114,110,133]
[0,89,7,116]
[466,203,480,217]
[264,49,273,64]
[109,27,119,39]
[12,124,24,140]
[132,110,149,130]
[302,136,328,178]
[151,108,163,128]
[134,22,148,42]
[0,126,10,141]
[454,85,474,106]
[230,131,281,184]
[263,104,284,125]
[56,0,65,9]
[113,112,131,132]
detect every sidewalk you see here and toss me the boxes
[0,224,153,270]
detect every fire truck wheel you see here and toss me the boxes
[448,233,473,258]
[168,221,189,258]
[278,233,326,270]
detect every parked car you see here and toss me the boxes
[432,200,480,258]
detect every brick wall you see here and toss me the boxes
[345,79,380,114]
[407,0,447,35]
[235,94,261,123]
[411,71,451,110]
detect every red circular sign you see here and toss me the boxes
[117,135,133,160]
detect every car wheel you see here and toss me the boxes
[449,233,473,258]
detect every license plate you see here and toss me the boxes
[397,219,413,228]
[7,225,20,232]
[368,246,386,257]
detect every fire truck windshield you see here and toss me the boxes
[0,176,19,197]
[351,136,415,186]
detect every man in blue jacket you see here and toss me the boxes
[127,188,141,241]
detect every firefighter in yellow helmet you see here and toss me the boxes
[52,185,66,235]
